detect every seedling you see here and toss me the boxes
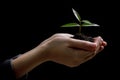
[61,8,99,41]
[61,8,99,33]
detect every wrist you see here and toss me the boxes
[34,44,50,63]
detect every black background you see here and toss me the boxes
[0,0,118,80]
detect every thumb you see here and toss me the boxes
[68,38,97,51]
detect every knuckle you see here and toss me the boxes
[53,33,63,37]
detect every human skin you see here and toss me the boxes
[11,33,107,79]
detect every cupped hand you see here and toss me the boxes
[39,33,107,67]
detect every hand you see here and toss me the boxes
[38,33,107,67]
[12,33,107,78]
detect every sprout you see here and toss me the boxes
[61,8,99,33]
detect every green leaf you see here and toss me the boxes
[61,23,80,27]
[82,20,100,27]
[82,20,93,25]
[72,8,81,22]
[82,23,100,27]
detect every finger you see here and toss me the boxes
[78,51,96,65]
[68,38,97,51]
[97,46,104,53]
[93,36,103,44]
[94,36,107,46]
[83,52,96,63]
[102,41,107,46]
[93,36,103,54]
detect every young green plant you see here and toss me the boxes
[61,8,99,34]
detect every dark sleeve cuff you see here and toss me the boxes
[0,59,16,80]
[0,55,28,80]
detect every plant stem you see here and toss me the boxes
[79,25,81,33]
[79,21,82,33]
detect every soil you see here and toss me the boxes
[72,33,94,42]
